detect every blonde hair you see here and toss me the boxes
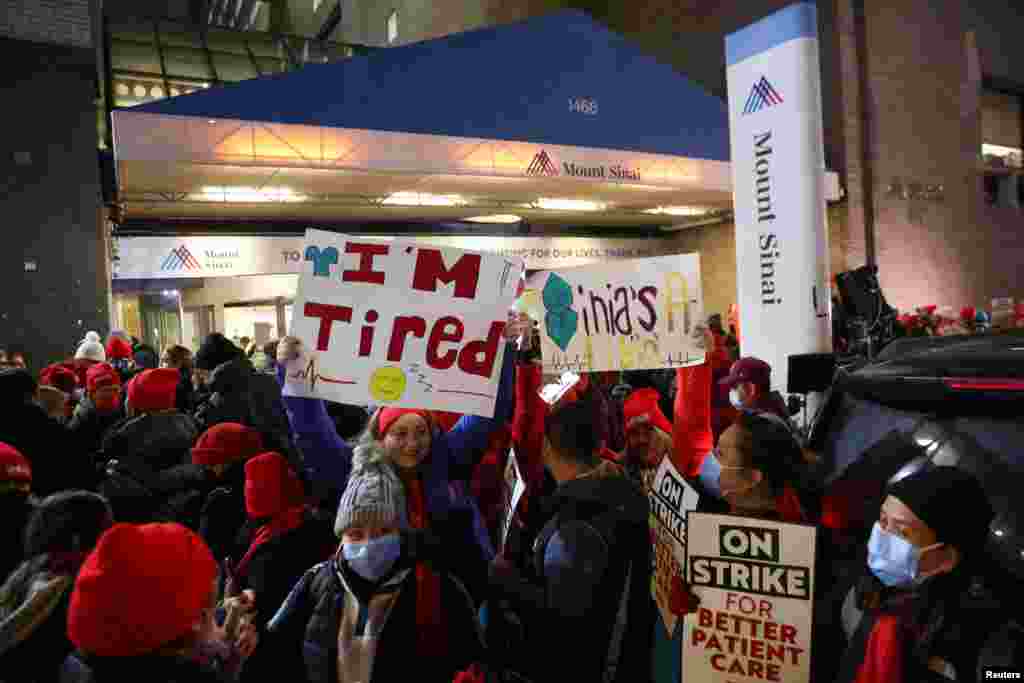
[352,408,437,469]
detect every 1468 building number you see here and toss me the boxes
[569,97,598,115]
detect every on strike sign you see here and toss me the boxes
[284,229,524,417]
[684,513,815,683]
[646,455,698,635]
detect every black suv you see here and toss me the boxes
[809,330,1024,672]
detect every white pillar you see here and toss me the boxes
[725,2,832,397]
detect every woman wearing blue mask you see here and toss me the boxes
[266,459,483,683]
[836,467,998,683]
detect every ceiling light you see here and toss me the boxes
[133,85,147,98]
[194,186,307,202]
[644,206,710,217]
[464,214,522,224]
[533,198,606,212]
[381,192,467,207]
[169,87,181,97]
[115,83,130,96]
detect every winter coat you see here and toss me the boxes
[97,458,211,528]
[99,412,199,472]
[266,558,483,683]
[194,359,294,457]
[275,367,353,503]
[408,346,515,558]
[68,398,126,463]
[237,515,336,630]
[835,567,1007,683]
[0,494,32,584]
[0,555,76,683]
[199,469,250,566]
[60,652,230,683]
[0,400,93,496]
[489,466,655,683]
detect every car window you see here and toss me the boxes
[819,393,924,484]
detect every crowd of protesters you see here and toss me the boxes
[0,312,1015,683]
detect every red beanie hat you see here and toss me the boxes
[623,388,673,436]
[105,336,133,361]
[378,408,430,437]
[0,443,31,484]
[67,523,217,657]
[40,364,77,395]
[245,452,305,519]
[126,368,179,413]
[191,423,264,466]
[85,363,121,394]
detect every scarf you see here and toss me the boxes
[234,505,307,579]
[401,472,448,660]
[0,556,74,656]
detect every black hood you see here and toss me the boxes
[208,357,255,395]
[551,467,649,525]
[103,412,199,470]
[195,333,242,371]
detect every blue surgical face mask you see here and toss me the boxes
[729,388,745,411]
[343,534,402,583]
[867,522,940,587]
[698,450,723,498]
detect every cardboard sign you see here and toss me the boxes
[646,456,699,634]
[498,449,527,552]
[684,513,816,683]
[284,229,524,417]
[532,254,705,374]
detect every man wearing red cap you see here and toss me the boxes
[68,363,126,459]
[97,368,203,525]
[621,387,674,483]
[718,356,792,425]
[64,523,257,680]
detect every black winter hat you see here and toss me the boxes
[888,466,994,555]
[24,490,113,557]
[194,333,242,371]
[0,368,37,404]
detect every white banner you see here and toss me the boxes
[684,513,815,683]
[531,254,705,374]
[726,2,832,394]
[113,234,700,280]
[282,229,524,417]
[646,455,699,634]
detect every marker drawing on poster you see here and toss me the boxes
[645,456,699,635]
[283,229,524,417]
[684,513,816,683]
[531,254,706,374]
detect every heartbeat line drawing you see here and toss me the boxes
[287,357,356,391]
[407,363,434,393]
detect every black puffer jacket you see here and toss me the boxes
[60,653,228,683]
[194,359,294,456]
[67,398,125,463]
[99,412,199,471]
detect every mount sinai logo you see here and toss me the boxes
[525,149,640,181]
[743,76,784,115]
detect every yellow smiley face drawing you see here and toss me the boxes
[369,366,407,403]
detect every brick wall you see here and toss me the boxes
[0,0,92,48]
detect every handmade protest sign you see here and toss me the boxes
[646,455,699,634]
[284,229,525,417]
[498,449,526,553]
[531,254,705,374]
[684,513,815,683]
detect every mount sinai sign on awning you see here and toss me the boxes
[526,149,641,181]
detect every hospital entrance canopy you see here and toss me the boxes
[112,10,838,227]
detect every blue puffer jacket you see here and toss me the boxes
[276,366,354,497]
[407,347,515,563]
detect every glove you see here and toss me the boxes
[669,575,701,616]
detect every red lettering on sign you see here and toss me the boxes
[780,624,797,645]
[304,302,352,351]
[387,316,427,361]
[411,248,482,299]
[764,621,778,641]
[457,321,505,378]
[691,628,707,646]
[710,654,726,672]
[759,599,774,619]
[342,242,389,284]
[427,316,464,370]
[699,608,713,628]
[767,663,782,682]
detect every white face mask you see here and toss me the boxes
[729,388,745,410]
